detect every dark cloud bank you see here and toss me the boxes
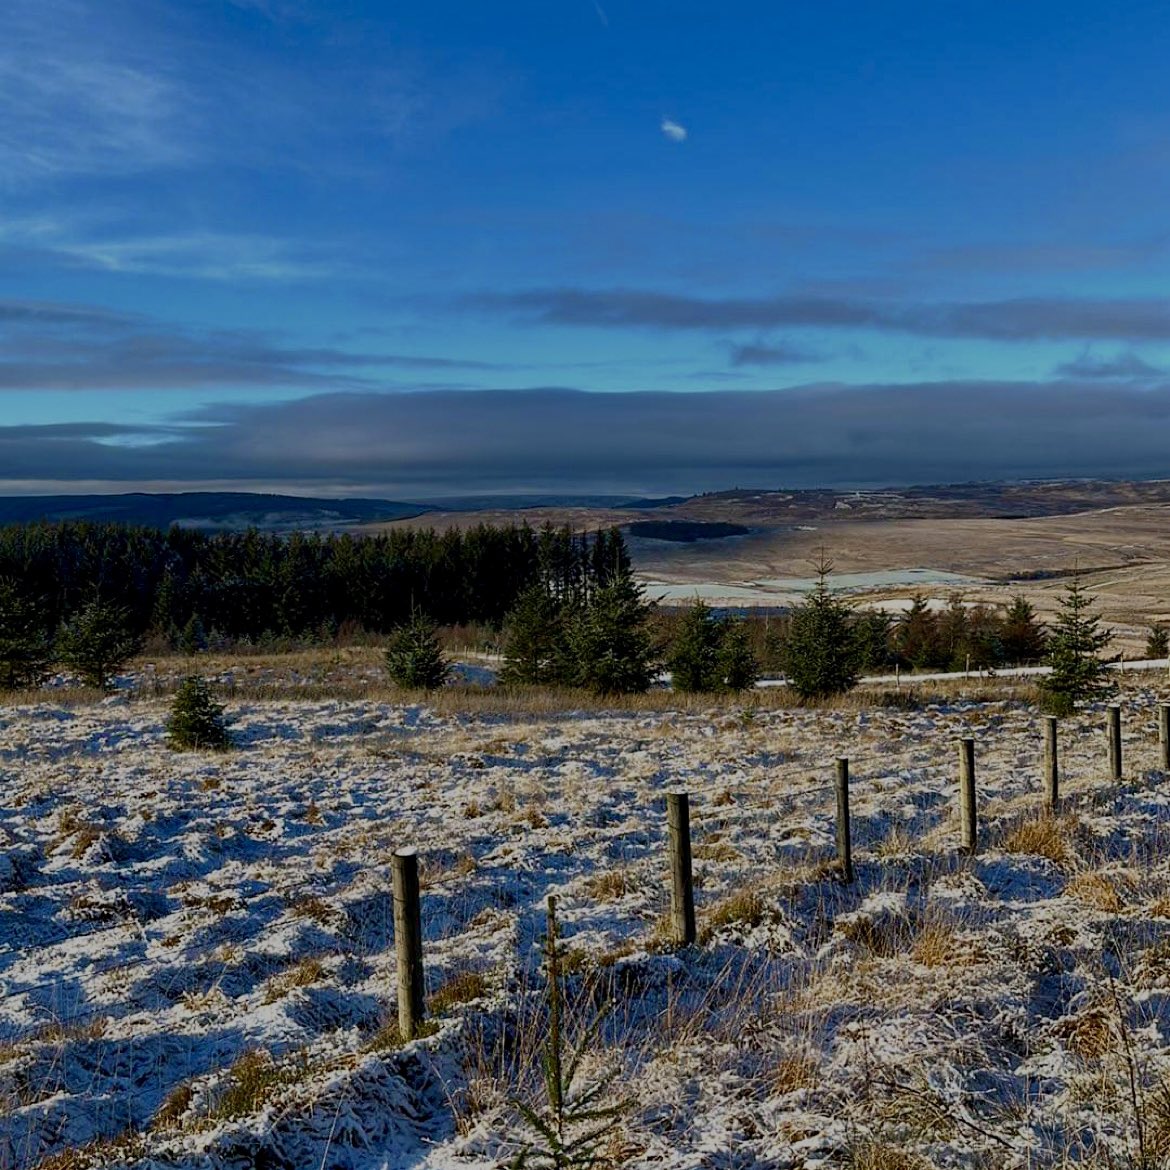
[471,288,1170,341]
[5,383,1170,496]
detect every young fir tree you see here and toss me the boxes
[1038,574,1116,716]
[57,599,144,691]
[385,612,450,690]
[716,617,760,692]
[564,575,657,696]
[166,676,231,751]
[0,579,52,691]
[500,585,564,685]
[667,599,724,692]
[779,556,859,701]
[1146,625,1169,659]
[896,594,940,670]
[179,614,207,656]
[1000,595,1047,665]
[510,896,629,1169]
[852,609,894,673]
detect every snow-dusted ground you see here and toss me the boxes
[5,686,1170,1167]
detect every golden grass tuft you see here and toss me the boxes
[429,970,490,1015]
[698,888,768,943]
[1065,872,1126,913]
[1001,815,1075,867]
[845,1138,933,1170]
[262,956,326,1003]
[770,1052,818,1096]
[583,869,633,901]
[1052,1004,1115,1059]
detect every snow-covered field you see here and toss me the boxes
[5,683,1170,1168]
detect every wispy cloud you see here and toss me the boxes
[661,118,688,143]
[0,298,502,392]
[730,342,821,367]
[1052,350,1165,380]
[471,287,1170,342]
[0,1,195,182]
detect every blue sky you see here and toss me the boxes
[4,0,1170,496]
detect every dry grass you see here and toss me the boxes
[1066,872,1127,913]
[262,956,326,1003]
[582,869,634,901]
[845,1137,933,1170]
[1052,1004,1115,1059]
[770,1052,818,1096]
[1001,815,1077,868]
[911,917,966,969]
[698,888,769,943]
[429,970,490,1015]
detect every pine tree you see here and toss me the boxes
[1038,575,1116,715]
[0,579,52,690]
[57,599,144,691]
[1146,625,1169,660]
[1001,595,1047,665]
[564,576,657,696]
[179,614,207,656]
[501,586,564,685]
[716,617,760,692]
[667,600,723,692]
[166,676,231,751]
[780,556,859,701]
[852,609,894,673]
[385,612,450,690]
[896,595,940,669]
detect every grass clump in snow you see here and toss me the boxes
[698,888,768,943]
[429,969,490,1015]
[262,956,327,1003]
[205,1049,306,1121]
[1000,814,1078,867]
[1066,871,1128,913]
[845,1136,933,1169]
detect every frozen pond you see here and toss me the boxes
[643,567,986,605]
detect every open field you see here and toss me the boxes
[371,484,1170,653]
[6,671,1170,1167]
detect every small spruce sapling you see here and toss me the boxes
[0,579,52,690]
[716,617,760,692]
[1146,625,1169,660]
[57,599,144,691]
[511,895,629,1169]
[780,554,859,701]
[1038,573,1116,716]
[166,676,231,751]
[385,611,450,690]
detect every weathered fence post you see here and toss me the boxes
[958,738,977,855]
[1160,703,1170,772]
[666,791,696,946]
[1107,704,1123,781]
[392,847,425,1040]
[834,758,854,883]
[1044,716,1059,813]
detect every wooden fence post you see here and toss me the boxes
[392,847,425,1040]
[958,738,977,855]
[1044,716,1059,813]
[834,758,854,883]
[666,791,696,946]
[1107,704,1122,781]
[1160,704,1170,772]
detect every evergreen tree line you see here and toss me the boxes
[0,519,631,651]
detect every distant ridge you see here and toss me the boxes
[0,492,428,532]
